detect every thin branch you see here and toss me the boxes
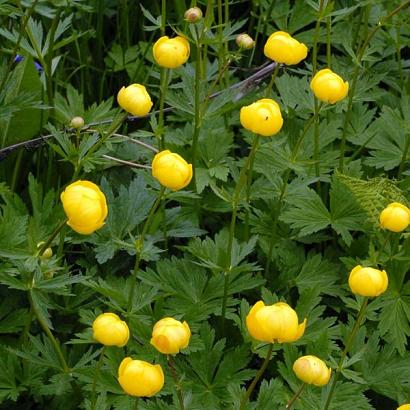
[0,61,277,160]
[102,155,152,169]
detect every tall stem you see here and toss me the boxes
[323,297,369,410]
[28,290,69,372]
[221,135,260,325]
[127,186,166,313]
[264,112,318,275]
[239,344,273,410]
[158,68,170,150]
[191,26,202,191]
[339,0,410,171]
[37,219,67,257]
[264,64,280,98]
[286,383,306,410]
[168,355,185,410]
[91,346,106,410]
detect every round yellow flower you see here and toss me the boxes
[152,150,193,191]
[118,357,164,397]
[379,202,410,233]
[348,265,388,297]
[293,355,332,387]
[246,301,306,343]
[117,84,153,116]
[240,98,283,137]
[264,31,308,65]
[153,36,190,69]
[151,317,191,354]
[310,69,349,104]
[92,313,130,347]
[60,180,108,235]
[397,404,410,410]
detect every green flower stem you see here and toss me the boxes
[398,133,409,178]
[221,134,260,326]
[127,186,166,313]
[312,0,325,75]
[264,64,280,97]
[158,68,170,150]
[133,397,139,410]
[191,26,203,191]
[326,13,332,67]
[286,383,306,410]
[239,343,273,410]
[37,219,68,257]
[323,297,369,410]
[28,289,69,373]
[74,111,128,180]
[161,0,166,35]
[264,110,319,275]
[244,135,261,239]
[168,355,185,410]
[91,346,106,410]
[339,0,410,172]
[313,99,321,193]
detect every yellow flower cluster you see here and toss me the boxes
[90,313,190,398]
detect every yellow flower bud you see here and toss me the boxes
[236,33,255,50]
[246,301,306,343]
[293,355,332,386]
[60,180,108,235]
[264,31,308,65]
[118,357,164,397]
[70,116,85,129]
[117,84,153,116]
[379,202,410,233]
[92,313,130,347]
[152,150,193,191]
[310,69,349,104]
[397,404,410,410]
[184,6,202,23]
[153,36,190,69]
[240,98,283,137]
[348,265,388,297]
[150,317,191,354]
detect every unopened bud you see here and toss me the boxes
[184,7,202,23]
[70,116,85,129]
[37,242,53,259]
[236,33,255,50]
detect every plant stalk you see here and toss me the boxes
[239,344,273,410]
[221,134,260,325]
[286,383,306,409]
[168,355,185,410]
[127,186,166,313]
[91,346,106,410]
[323,297,369,409]
[37,219,67,257]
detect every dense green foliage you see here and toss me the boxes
[0,0,409,409]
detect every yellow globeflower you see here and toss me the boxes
[240,98,283,137]
[310,69,349,104]
[152,150,193,191]
[293,355,332,387]
[151,317,191,354]
[246,301,306,343]
[264,31,308,65]
[380,202,410,233]
[153,36,190,69]
[92,313,130,347]
[118,357,164,397]
[60,180,108,235]
[348,265,388,297]
[397,404,410,410]
[117,84,153,116]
